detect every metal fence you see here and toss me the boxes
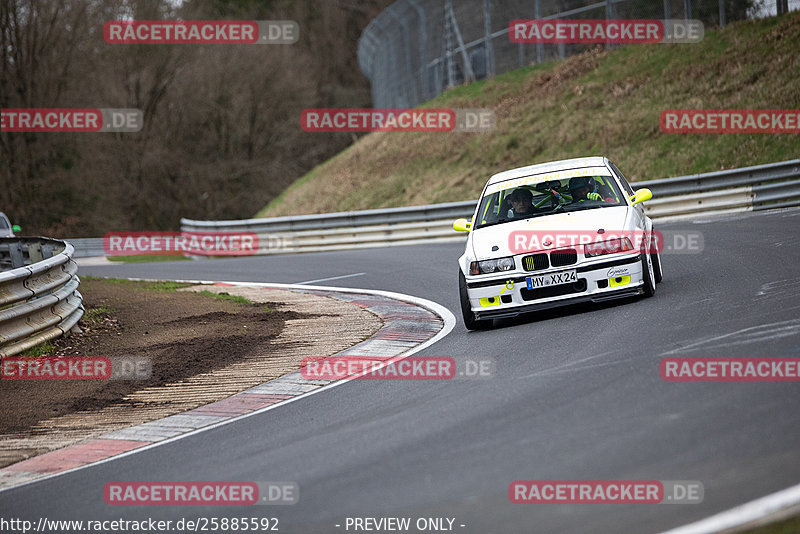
[179,159,800,255]
[358,0,753,109]
[0,238,84,356]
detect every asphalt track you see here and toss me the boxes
[3,209,800,533]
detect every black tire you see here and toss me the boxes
[459,270,492,330]
[641,250,656,298]
[649,226,663,284]
[652,249,663,284]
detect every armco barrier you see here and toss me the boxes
[66,237,107,258]
[0,238,84,356]
[177,159,800,255]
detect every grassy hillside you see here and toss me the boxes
[258,13,800,217]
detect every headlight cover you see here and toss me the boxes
[470,256,515,275]
[584,237,635,257]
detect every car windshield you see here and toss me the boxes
[473,172,626,229]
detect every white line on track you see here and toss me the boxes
[295,272,365,284]
[661,319,800,355]
[0,280,456,494]
[659,481,800,533]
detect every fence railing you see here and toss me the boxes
[177,159,800,255]
[358,0,740,109]
[0,238,84,357]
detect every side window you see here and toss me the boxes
[0,215,9,229]
[478,191,500,224]
[609,162,634,196]
[499,190,513,218]
[484,194,498,222]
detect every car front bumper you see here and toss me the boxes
[466,254,644,320]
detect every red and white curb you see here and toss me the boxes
[0,281,456,492]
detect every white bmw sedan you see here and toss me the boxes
[454,157,662,330]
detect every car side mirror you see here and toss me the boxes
[12,224,21,233]
[453,218,472,232]
[630,188,652,205]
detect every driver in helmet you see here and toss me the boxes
[569,176,606,202]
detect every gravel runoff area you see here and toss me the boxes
[0,279,382,468]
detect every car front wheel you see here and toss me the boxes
[641,250,656,297]
[652,249,663,284]
[459,269,492,330]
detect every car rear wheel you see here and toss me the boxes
[459,270,492,330]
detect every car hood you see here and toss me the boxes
[469,206,634,259]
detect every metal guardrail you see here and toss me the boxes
[0,238,84,357]
[178,159,800,255]
[67,237,107,259]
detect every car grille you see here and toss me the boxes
[521,278,587,300]
[522,250,577,270]
[550,248,578,267]
[522,253,549,271]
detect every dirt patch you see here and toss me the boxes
[0,278,382,468]
[2,279,302,432]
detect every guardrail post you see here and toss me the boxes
[29,242,44,264]
[9,241,25,269]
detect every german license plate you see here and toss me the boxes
[526,270,578,289]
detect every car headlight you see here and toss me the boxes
[496,257,515,270]
[584,237,635,257]
[470,256,515,275]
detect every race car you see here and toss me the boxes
[0,212,21,237]
[453,157,662,330]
